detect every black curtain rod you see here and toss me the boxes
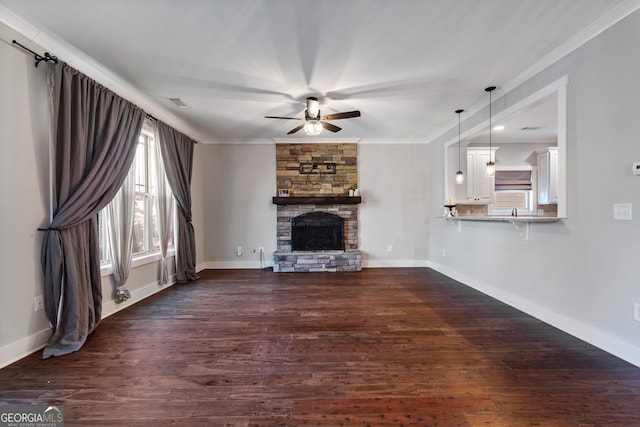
[12,40,58,67]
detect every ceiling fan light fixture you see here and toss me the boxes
[304,119,322,136]
[306,97,320,119]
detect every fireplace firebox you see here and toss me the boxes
[291,212,344,251]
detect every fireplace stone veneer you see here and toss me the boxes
[273,143,361,272]
[273,202,361,272]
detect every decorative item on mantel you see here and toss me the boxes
[444,199,457,217]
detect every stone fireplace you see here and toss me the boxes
[272,143,361,272]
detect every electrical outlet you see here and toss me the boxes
[442,249,447,257]
[258,247,264,254]
[634,303,640,322]
[387,245,393,252]
[34,295,44,312]
[237,246,243,257]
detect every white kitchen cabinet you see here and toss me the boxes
[465,147,498,203]
[537,147,558,204]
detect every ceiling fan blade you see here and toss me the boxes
[287,124,305,134]
[265,115,303,120]
[321,122,342,133]
[321,110,361,121]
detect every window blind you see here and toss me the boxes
[495,170,532,191]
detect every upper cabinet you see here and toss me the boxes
[537,147,558,204]
[466,147,498,203]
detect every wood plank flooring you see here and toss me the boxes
[1,268,640,426]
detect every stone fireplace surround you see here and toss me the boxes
[273,199,361,272]
[272,143,361,272]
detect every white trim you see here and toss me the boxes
[203,259,430,269]
[444,76,569,217]
[102,276,176,318]
[427,2,640,144]
[362,259,429,268]
[203,138,430,145]
[0,5,203,143]
[202,261,271,270]
[272,138,361,145]
[427,261,640,369]
[0,273,178,369]
[0,328,52,369]
[500,0,640,95]
[201,138,274,145]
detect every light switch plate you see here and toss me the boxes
[613,203,632,221]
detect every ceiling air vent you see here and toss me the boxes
[169,98,190,109]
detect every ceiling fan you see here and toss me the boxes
[265,97,361,135]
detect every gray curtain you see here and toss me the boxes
[156,121,199,282]
[105,162,136,300]
[41,62,144,358]
[151,122,175,285]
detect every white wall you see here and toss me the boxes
[202,143,278,268]
[359,143,429,266]
[0,28,51,365]
[0,23,206,368]
[428,10,640,367]
[200,141,430,269]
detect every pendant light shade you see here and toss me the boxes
[455,109,464,185]
[485,86,496,177]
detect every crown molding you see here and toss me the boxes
[0,5,204,143]
[427,1,640,144]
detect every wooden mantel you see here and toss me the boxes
[272,196,361,205]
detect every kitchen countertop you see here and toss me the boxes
[448,215,561,223]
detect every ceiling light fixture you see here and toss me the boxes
[485,86,496,177]
[303,120,323,135]
[455,109,464,185]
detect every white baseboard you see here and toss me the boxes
[101,276,176,318]
[0,328,51,369]
[0,276,178,369]
[203,259,428,270]
[363,259,429,268]
[202,260,271,269]
[427,261,640,369]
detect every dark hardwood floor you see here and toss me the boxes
[2,268,640,426]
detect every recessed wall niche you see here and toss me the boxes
[275,143,357,195]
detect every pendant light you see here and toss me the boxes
[455,109,464,184]
[485,86,496,177]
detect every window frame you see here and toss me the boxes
[99,125,176,277]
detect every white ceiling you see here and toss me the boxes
[0,0,637,143]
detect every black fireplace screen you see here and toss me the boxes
[291,212,345,251]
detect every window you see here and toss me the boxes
[99,126,174,268]
[489,168,536,216]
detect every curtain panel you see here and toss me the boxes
[156,121,199,282]
[152,122,175,286]
[106,162,136,293]
[41,62,144,358]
